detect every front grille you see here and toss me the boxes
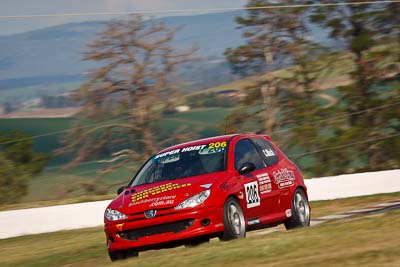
[119,219,194,241]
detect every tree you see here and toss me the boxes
[310,1,400,172]
[0,131,50,203]
[224,0,334,175]
[0,155,27,203]
[224,1,400,176]
[60,15,197,193]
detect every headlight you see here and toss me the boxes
[105,208,128,221]
[175,190,211,210]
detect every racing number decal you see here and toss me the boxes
[244,181,261,208]
[207,141,227,153]
[208,141,226,149]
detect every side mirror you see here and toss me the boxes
[238,162,256,175]
[117,186,126,195]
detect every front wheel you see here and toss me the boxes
[219,197,246,241]
[108,249,138,262]
[284,188,310,230]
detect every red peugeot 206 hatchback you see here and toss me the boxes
[104,134,310,261]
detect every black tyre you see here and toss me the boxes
[108,249,138,262]
[284,188,310,230]
[219,197,246,241]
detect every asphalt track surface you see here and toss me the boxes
[250,198,400,237]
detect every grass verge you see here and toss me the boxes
[0,192,399,267]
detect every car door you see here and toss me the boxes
[249,137,282,214]
[233,138,273,219]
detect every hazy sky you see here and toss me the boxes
[0,0,246,35]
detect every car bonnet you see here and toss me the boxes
[109,173,223,214]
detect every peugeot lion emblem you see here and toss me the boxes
[144,209,157,218]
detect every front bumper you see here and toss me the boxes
[104,206,224,251]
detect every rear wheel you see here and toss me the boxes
[108,249,138,262]
[284,188,310,230]
[219,197,246,241]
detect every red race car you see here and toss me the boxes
[104,134,310,261]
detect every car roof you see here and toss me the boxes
[156,133,271,154]
[157,134,237,154]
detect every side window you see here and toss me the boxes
[234,139,265,171]
[251,138,279,166]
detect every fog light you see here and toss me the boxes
[200,218,211,226]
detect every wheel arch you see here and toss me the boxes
[295,185,307,194]
[293,185,311,211]
[223,193,247,216]
[225,193,241,206]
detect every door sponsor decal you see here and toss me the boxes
[244,181,261,208]
[273,168,295,189]
[256,173,272,194]
[262,148,275,157]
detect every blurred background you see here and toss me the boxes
[0,0,399,206]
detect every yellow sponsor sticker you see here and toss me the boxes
[131,182,192,203]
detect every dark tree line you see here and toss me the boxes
[0,132,50,203]
[224,0,400,176]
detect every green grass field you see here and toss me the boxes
[0,108,231,203]
[21,164,134,203]
[159,107,231,137]
[0,192,399,267]
[0,108,230,156]
[0,118,73,154]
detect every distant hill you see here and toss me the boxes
[0,12,246,91]
[0,11,335,103]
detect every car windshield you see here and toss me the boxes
[129,141,228,187]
